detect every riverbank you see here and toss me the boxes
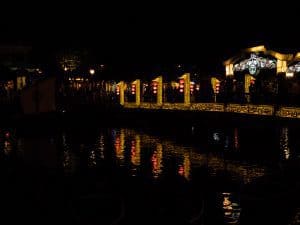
[2,106,300,129]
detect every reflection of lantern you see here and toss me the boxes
[131,84,136,95]
[179,79,184,93]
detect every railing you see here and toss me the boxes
[123,102,300,119]
[276,107,300,119]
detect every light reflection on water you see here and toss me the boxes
[280,127,290,160]
[111,128,267,184]
[222,192,241,225]
[0,126,298,225]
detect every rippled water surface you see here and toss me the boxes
[0,125,299,225]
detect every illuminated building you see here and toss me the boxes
[223,45,294,104]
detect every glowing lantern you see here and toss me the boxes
[190,81,195,94]
[152,81,158,94]
[215,80,220,94]
[131,84,136,95]
[179,79,184,93]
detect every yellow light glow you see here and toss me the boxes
[131,135,141,166]
[115,129,125,163]
[225,64,234,76]
[89,69,95,75]
[277,60,287,73]
[152,143,163,178]
[286,72,294,78]
[246,45,266,52]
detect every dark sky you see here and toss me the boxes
[1,1,300,75]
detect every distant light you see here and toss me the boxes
[64,67,68,71]
[213,132,220,142]
[286,72,294,78]
[89,69,95,75]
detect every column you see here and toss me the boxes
[245,74,252,103]
[211,77,220,103]
[153,76,163,105]
[133,79,141,106]
[117,81,125,105]
[225,63,234,77]
[180,73,190,105]
[277,60,287,74]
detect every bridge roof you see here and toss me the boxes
[223,45,293,65]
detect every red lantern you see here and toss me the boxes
[215,81,220,94]
[131,84,136,95]
[179,79,184,93]
[152,81,158,94]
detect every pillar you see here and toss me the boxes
[180,73,190,105]
[117,81,125,105]
[225,63,234,77]
[153,76,163,105]
[211,77,220,102]
[133,79,140,106]
[245,74,254,103]
[277,60,287,74]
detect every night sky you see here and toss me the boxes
[0,2,300,76]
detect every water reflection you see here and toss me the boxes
[0,126,297,225]
[96,133,105,159]
[152,143,163,179]
[4,140,12,156]
[222,192,241,224]
[62,132,74,173]
[113,129,125,165]
[178,153,191,180]
[110,128,266,184]
[88,149,97,168]
[234,128,239,150]
[280,127,290,160]
[130,134,141,167]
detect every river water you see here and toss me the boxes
[0,125,299,225]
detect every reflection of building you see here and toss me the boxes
[131,134,141,166]
[152,143,163,178]
[178,153,191,180]
[222,192,241,224]
[113,129,125,165]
